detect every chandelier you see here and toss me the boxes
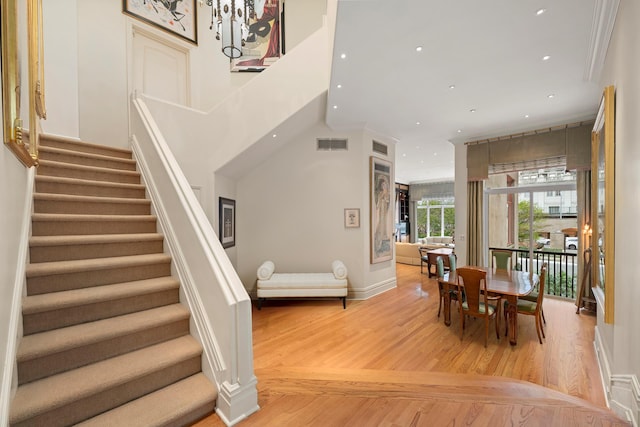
[207,0,251,59]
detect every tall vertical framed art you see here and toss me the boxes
[370,156,393,264]
[230,0,283,71]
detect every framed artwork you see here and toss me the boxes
[231,0,283,72]
[123,0,198,44]
[370,156,393,264]
[219,197,236,248]
[591,85,615,323]
[344,208,360,228]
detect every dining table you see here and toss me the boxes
[440,268,539,345]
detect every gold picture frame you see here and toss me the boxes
[591,85,615,324]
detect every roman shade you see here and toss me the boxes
[409,181,454,202]
[466,122,594,181]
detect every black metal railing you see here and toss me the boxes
[489,247,578,299]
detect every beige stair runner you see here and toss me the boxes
[9,135,217,427]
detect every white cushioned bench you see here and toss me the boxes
[256,260,348,309]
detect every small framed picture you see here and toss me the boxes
[219,197,236,248]
[344,208,360,228]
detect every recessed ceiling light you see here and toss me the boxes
[542,55,551,61]
[336,84,342,89]
[536,8,546,16]
[457,129,462,133]
[547,94,555,99]
[524,114,530,118]
[333,105,338,109]
[470,108,476,113]
[272,134,277,138]
[340,53,347,59]
[416,46,423,52]
[433,152,438,156]
[416,121,421,125]
[449,85,456,89]
[402,153,407,157]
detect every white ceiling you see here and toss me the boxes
[325,0,605,184]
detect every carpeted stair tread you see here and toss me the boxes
[32,212,157,223]
[37,159,140,178]
[33,193,151,215]
[26,253,172,278]
[37,159,141,184]
[17,305,191,384]
[29,233,165,263]
[22,276,180,316]
[18,304,189,360]
[77,373,216,427]
[31,213,158,237]
[35,175,146,198]
[9,336,202,426]
[39,134,133,159]
[29,233,164,249]
[38,145,137,171]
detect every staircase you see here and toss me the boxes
[9,135,217,427]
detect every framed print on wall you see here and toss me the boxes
[370,156,393,264]
[219,197,236,248]
[123,0,198,44]
[230,0,283,71]
[344,208,360,228]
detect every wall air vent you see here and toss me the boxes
[372,140,388,155]
[317,138,348,151]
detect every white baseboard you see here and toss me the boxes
[349,277,396,300]
[594,326,639,426]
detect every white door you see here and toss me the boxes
[132,30,190,106]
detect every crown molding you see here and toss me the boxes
[585,0,620,82]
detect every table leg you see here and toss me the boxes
[505,295,518,345]
[443,285,452,326]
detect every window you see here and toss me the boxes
[486,167,579,298]
[416,199,455,238]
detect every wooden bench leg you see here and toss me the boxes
[342,296,346,309]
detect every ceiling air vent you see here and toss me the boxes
[372,140,388,155]
[317,138,348,151]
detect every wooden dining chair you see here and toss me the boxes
[436,256,459,318]
[505,264,547,344]
[491,249,513,274]
[456,266,500,347]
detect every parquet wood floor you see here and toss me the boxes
[194,263,628,426]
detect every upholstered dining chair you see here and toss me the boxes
[436,256,459,318]
[456,266,501,347]
[492,249,513,274]
[505,264,547,344]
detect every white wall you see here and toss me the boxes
[0,105,31,420]
[599,0,640,386]
[42,0,79,138]
[235,123,396,298]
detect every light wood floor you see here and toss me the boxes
[195,263,628,426]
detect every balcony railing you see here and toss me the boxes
[490,247,578,299]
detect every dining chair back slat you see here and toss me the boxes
[456,266,500,347]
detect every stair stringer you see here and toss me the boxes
[0,167,35,427]
[130,99,258,426]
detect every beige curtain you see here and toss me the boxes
[467,181,484,266]
[576,170,592,304]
